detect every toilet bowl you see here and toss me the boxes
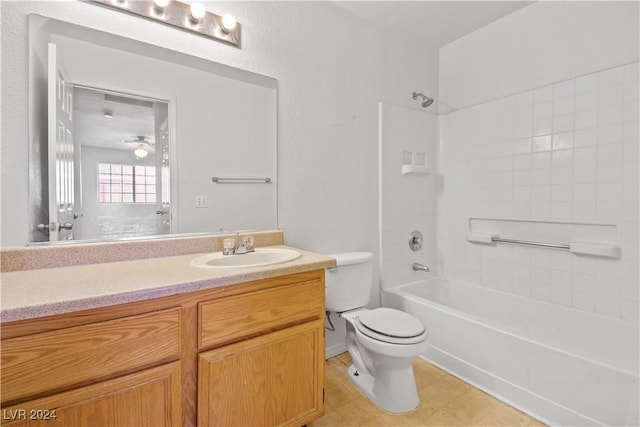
[341,307,429,413]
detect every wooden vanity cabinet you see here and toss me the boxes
[1,269,326,427]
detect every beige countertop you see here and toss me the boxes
[0,245,336,323]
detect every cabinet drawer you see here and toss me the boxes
[199,278,324,350]
[1,307,181,405]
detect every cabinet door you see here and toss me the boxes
[198,320,324,427]
[1,362,181,427]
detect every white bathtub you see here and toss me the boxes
[383,277,639,426]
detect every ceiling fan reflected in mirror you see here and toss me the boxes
[122,136,154,158]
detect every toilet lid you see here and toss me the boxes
[356,308,427,344]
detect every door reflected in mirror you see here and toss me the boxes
[29,15,277,244]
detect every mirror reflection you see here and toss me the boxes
[29,15,278,244]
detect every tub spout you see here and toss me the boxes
[412,262,430,272]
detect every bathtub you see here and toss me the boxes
[383,277,639,426]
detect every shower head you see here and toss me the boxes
[412,92,434,108]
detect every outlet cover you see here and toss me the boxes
[195,196,208,208]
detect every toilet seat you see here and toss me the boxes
[356,308,427,345]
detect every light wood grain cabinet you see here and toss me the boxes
[1,269,326,427]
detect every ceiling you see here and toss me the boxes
[74,87,161,156]
[335,1,535,49]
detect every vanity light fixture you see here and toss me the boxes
[89,0,241,47]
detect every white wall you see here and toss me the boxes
[439,1,640,112]
[1,1,438,354]
[438,2,639,323]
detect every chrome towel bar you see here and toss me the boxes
[491,237,570,250]
[211,177,271,183]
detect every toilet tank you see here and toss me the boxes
[325,252,374,313]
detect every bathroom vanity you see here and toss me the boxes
[0,231,334,426]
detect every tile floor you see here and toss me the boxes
[311,352,546,427]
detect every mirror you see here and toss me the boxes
[28,15,277,244]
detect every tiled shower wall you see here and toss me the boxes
[438,62,639,322]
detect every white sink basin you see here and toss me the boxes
[191,247,301,269]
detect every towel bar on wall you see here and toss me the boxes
[466,232,620,258]
[211,177,271,183]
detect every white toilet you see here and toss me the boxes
[326,252,429,414]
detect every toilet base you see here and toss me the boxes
[347,363,420,414]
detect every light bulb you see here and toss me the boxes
[221,13,237,33]
[154,0,170,7]
[190,2,206,20]
[134,145,148,158]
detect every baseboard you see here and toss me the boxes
[325,343,347,360]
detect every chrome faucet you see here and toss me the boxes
[412,262,430,272]
[234,235,255,255]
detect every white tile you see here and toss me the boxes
[595,295,621,318]
[554,114,575,133]
[532,152,551,169]
[597,182,623,201]
[553,97,575,116]
[572,291,596,312]
[599,66,625,88]
[573,183,597,201]
[512,201,531,218]
[553,201,574,224]
[573,147,597,165]
[513,186,531,202]
[574,255,597,275]
[551,251,572,271]
[532,265,551,285]
[622,221,639,242]
[624,120,639,141]
[516,90,534,107]
[575,91,598,111]
[552,184,572,202]
[531,185,551,202]
[598,163,625,183]
[597,143,624,164]
[575,73,598,94]
[574,127,598,147]
[573,272,596,293]
[623,262,639,283]
[621,300,639,323]
[534,85,554,103]
[625,79,640,102]
[622,202,639,221]
[513,138,532,155]
[573,164,597,183]
[532,135,552,152]
[531,249,551,267]
[552,131,573,150]
[574,108,597,130]
[531,283,551,302]
[554,80,575,99]
[621,280,640,302]
[531,168,552,185]
[597,259,623,280]
[531,201,551,218]
[551,166,573,184]
[552,149,573,168]
[551,287,572,307]
[596,201,622,221]
[513,170,531,186]
[572,201,597,220]
[533,117,553,136]
[513,154,531,170]
[624,101,640,123]
[624,62,639,83]
[598,84,625,107]
[598,105,625,126]
[515,121,533,139]
[598,123,625,144]
[596,277,622,298]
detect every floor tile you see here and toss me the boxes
[311,353,545,427]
